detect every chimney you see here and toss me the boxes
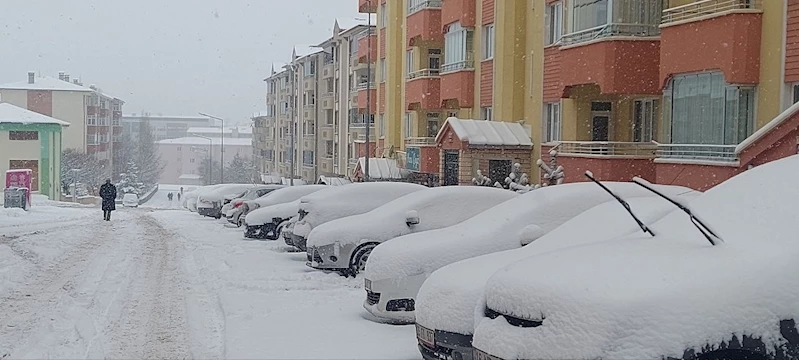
[64,74,70,82]
[27,72,35,84]
[58,72,65,81]
[73,79,79,85]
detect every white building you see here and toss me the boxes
[156,137,252,185]
[186,126,252,139]
[122,114,212,142]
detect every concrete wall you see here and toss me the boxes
[51,91,88,151]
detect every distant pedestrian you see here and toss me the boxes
[177,192,181,201]
[180,187,184,194]
[168,192,174,201]
[99,179,117,221]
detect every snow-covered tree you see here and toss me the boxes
[538,149,565,186]
[117,161,145,195]
[198,156,221,185]
[224,153,254,184]
[134,119,165,186]
[60,149,111,195]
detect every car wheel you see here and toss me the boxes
[349,243,377,276]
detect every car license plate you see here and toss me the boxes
[474,349,502,360]
[364,279,372,292]
[415,324,435,347]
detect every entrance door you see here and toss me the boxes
[443,151,459,186]
[9,160,39,191]
[488,159,512,186]
[592,116,609,141]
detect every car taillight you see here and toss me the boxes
[234,201,243,208]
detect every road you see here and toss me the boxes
[0,202,223,359]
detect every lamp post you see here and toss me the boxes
[286,63,299,186]
[199,112,225,183]
[364,0,372,182]
[195,135,214,184]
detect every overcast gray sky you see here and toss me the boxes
[0,0,361,125]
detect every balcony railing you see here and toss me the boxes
[441,60,474,73]
[404,137,437,146]
[555,141,658,158]
[407,68,441,80]
[408,0,442,15]
[656,143,738,162]
[662,0,761,25]
[357,81,376,90]
[356,133,377,141]
[561,23,660,46]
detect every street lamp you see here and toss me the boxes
[194,135,214,184]
[364,1,373,181]
[199,112,225,183]
[286,63,299,186]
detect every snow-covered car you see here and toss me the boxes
[122,193,139,207]
[364,182,699,324]
[471,157,799,360]
[290,182,426,251]
[221,185,286,223]
[282,215,299,246]
[197,184,256,219]
[183,184,222,212]
[307,186,519,276]
[241,185,329,238]
[413,186,700,360]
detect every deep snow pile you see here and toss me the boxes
[413,194,699,335]
[292,182,425,239]
[473,155,799,359]
[307,186,518,248]
[366,183,697,281]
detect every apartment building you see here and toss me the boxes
[121,114,212,142]
[0,72,125,174]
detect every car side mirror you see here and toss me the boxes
[519,224,544,246]
[405,210,420,226]
[272,217,284,224]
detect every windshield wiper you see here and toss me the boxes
[584,171,654,237]
[631,177,722,246]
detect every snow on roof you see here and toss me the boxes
[473,155,799,359]
[156,137,252,146]
[355,158,410,180]
[122,114,210,120]
[0,103,70,126]
[309,186,518,250]
[292,182,426,239]
[336,16,373,32]
[317,176,351,186]
[187,126,252,135]
[0,76,94,92]
[436,118,533,147]
[736,99,799,154]
[260,174,283,184]
[413,188,700,335]
[178,174,202,180]
[294,44,324,59]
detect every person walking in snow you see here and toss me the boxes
[99,179,117,221]
[177,192,181,202]
[168,192,174,201]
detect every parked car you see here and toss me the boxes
[471,157,799,360]
[282,215,299,246]
[197,184,256,219]
[306,186,519,277]
[221,185,286,222]
[290,182,426,251]
[413,186,700,360]
[184,184,222,212]
[122,193,139,208]
[364,182,699,324]
[241,185,329,238]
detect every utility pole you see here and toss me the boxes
[198,113,225,183]
[364,1,372,182]
[289,63,296,186]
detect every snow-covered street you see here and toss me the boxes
[0,190,418,359]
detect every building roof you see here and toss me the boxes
[0,103,70,126]
[337,16,373,32]
[0,76,94,92]
[178,174,202,180]
[436,118,533,147]
[187,126,252,135]
[122,114,210,121]
[355,157,410,180]
[294,44,324,60]
[157,137,252,146]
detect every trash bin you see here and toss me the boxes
[4,187,29,210]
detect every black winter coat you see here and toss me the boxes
[100,183,117,211]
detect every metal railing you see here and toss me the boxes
[561,23,660,46]
[662,0,761,24]
[656,143,738,162]
[407,68,441,80]
[408,0,442,15]
[441,60,475,74]
[357,81,376,90]
[404,137,437,146]
[356,133,377,141]
[556,141,658,158]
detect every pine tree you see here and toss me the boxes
[224,153,254,183]
[135,118,165,186]
[118,161,144,195]
[198,156,221,185]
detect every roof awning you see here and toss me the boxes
[435,117,533,148]
[353,158,411,180]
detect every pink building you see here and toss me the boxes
[156,137,252,185]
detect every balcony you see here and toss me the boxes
[660,0,762,86]
[656,143,738,163]
[441,0,475,28]
[404,137,437,146]
[544,142,658,183]
[560,26,661,95]
[357,34,377,64]
[320,92,334,110]
[407,1,443,46]
[357,82,377,110]
[440,61,474,108]
[322,63,334,79]
[406,69,441,110]
[359,0,377,13]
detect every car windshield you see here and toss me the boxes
[2,1,795,359]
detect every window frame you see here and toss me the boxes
[545,1,563,45]
[9,131,39,141]
[482,24,495,60]
[543,102,562,143]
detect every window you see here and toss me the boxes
[662,72,754,145]
[543,102,561,143]
[9,131,38,140]
[793,83,799,104]
[380,59,386,82]
[404,112,414,138]
[303,150,314,165]
[406,49,415,76]
[426,113,440,137]
[112,102,121,111]
[428,49,441,70]
[633,99,658,142]
[379,114,386,137]
[87,114,97,126]
[480,107,493,121]
[325,141,334,157]
[482,24,495,60]
[545,2,563,45]
[380,3,387,28]
[571,0,608,33]
[190,158,195,163]
[177,146,182,151]
[443,22,474,72]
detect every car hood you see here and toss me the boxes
[244,200,300,226]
